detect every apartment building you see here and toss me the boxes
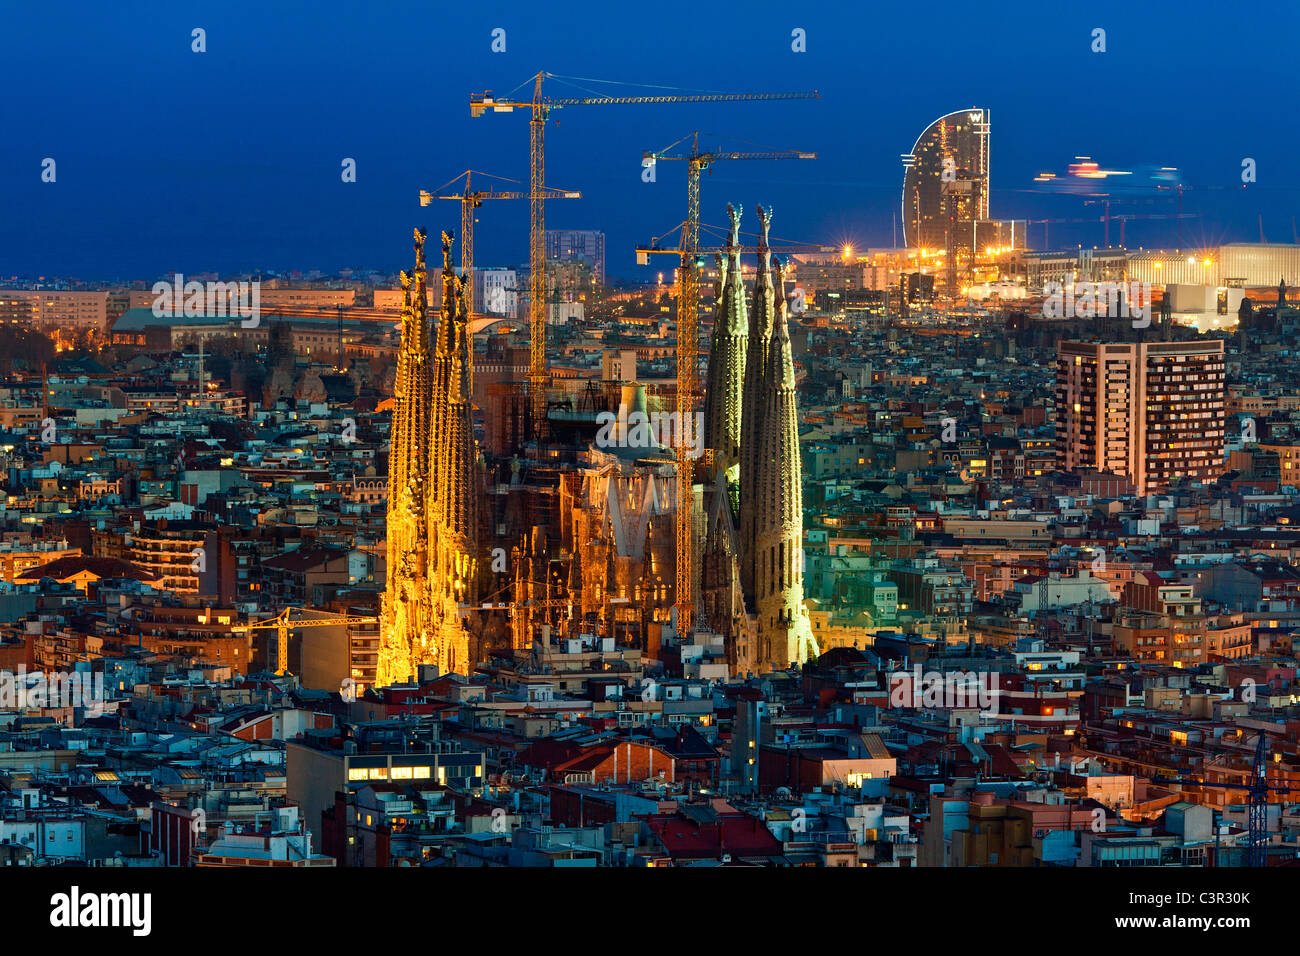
[1056,340,1226,494]
[0,290,108,329]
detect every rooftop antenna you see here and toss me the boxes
[196,336,205,406]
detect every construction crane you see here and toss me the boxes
[1079,199,1201,248]
[420,170,580,318]
[1166,730,1300,867]
[420,170,578,398]
[637,239,836,259]
[231,608,378,678]
[469,72,820,426]
[1028,211,1196,250]
[637,132,815,635]
[1086,728,1299,866]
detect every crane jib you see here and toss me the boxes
[547,91,820,108]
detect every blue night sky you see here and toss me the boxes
[1,0,1293,280]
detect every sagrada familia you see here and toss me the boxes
[376,229,479,686]
[701,204,817,673]
[376,207,815,685]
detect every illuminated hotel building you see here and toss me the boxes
[1055,340,1226,495]
[901,109,990,257]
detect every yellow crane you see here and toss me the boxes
[636,132,816,636]
[420,170,580,319]
[469,72,819,427]
[420,170,579,399]
[231,608,378,678]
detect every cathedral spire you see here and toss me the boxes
[428,235,480,676]
[751,254,817,668]
[728,208,818,670]
[704,202,748,488]
[453,273,471,404]
[755,204,772,280]
[379,226,483,685]
[739,204,775,603]
[436,230,457,358]
[377,228,436,687]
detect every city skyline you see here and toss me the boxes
[6,0,1300,910]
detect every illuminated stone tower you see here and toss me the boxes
[704,203,748,488]
[738,205,775,603]
[722,205,817,670]
[378,229,481,684]
[750,255,818,668]
[702,467,756,674]
[702,203,756,673]
[428,231,480,677]
[377,229,435,687]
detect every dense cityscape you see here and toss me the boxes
[3,7,1298,936]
